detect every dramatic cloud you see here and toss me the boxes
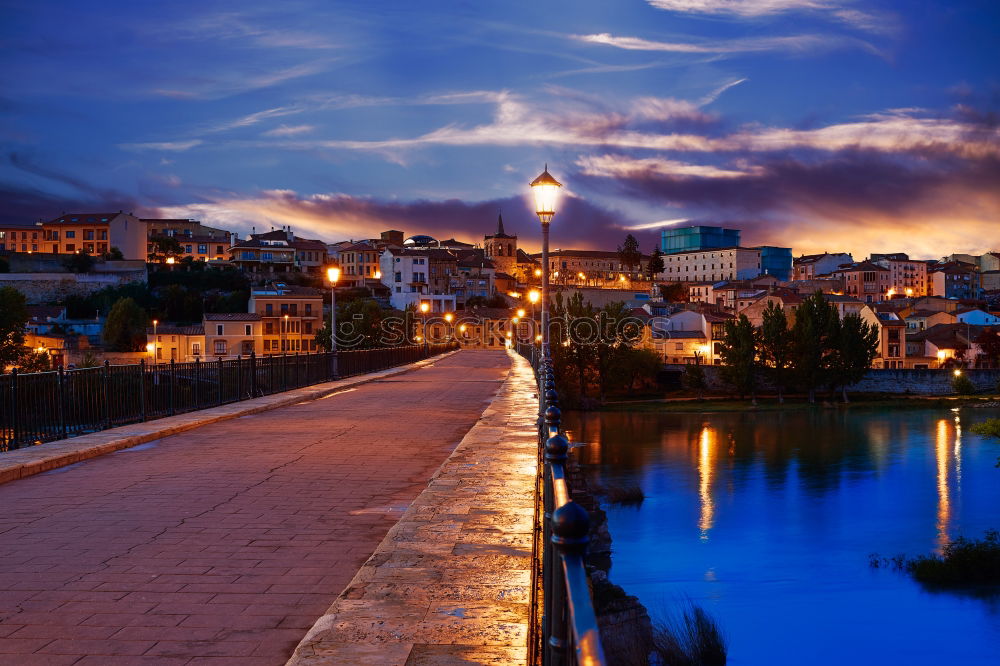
[644,0,895,34]
[575,32,873,55]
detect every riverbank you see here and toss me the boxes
[599,394,1000,413]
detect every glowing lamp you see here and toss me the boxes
[459,324,467,332]
[419,302,430,313]
[528,290,540,304]
[517,309,525,318]
[146,343,155,353]
[444,313,454,323]
[166,257,175,264]
[374,270,382,279]
[534,268,542,277]
[530,165,562,222]
[535,334,542,342]
[953,369,962,377]
[327,266,341,284]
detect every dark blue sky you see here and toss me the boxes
[2,0,998,257]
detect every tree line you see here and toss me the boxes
[715,292,880,403]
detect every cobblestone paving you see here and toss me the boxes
[288,351,537,665]
[0,351,509,665]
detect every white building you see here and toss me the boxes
[380,248,457,313]
[792,252,854,280]
[659,247,762,283]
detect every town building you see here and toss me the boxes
[756,246,793,281]
[380,247,458,313]
[337,241,383,288]
[872,253,928,297]
[861,308,907,368]
[147,323,206,363]
[532,249,650,287]
[904,309,956,331]
[929,262,981,299]
[248,283,324,353]
[0,224,42,253]
[835,261,891,303]
[792,252,854,280]
[229,228,328,275]
[203,313,264,358]
[661,225,740,254]
[659,247,762,283]
[738,290,803,327]
[29,212,148,260]
[143,218,236,263]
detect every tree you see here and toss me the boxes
[976,329,1000,368]
[952,372,976,395]
[759,301,792,403]
[0,286,29,370]
[63,250,95,273]
[791,292,837,403]
[315,299,398,351]
[618,348,662,393]
[103,247,124,261]
[718,314,760,403]
[658,282,688,303]
[682,360,707,399]
[647,248,665,280]
[617,234,642,273]
[827,314,880,403]
[103,297,148,352]
[148,235,183,262]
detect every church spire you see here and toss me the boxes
[497,210,505,237]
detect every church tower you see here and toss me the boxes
[483,211,518,277]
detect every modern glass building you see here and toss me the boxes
[757,245,793,281]
[661,226,740,254]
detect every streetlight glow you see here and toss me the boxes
[530,165,562,221]
[327,266,341,284]
[444,313,454,323]
[528,290,540,304]
[419,302,430,313]
[517,309,525,318]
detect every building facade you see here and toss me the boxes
[792,252,854,280]
[659,247,762,283]
[248,284,324,354]
[661,226,740,254]
[873,254,928,297]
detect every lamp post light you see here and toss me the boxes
[327,266,340,378]
[530,165,562,360]
[419,302,430,353]
[283,314,289,354]
[444,312,454,343]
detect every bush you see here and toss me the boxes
[952,372,975,395]
[871,530,1000,586]
[651,603,727,666]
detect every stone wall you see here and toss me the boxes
[0,272,144,304]
[663,364,1000,395]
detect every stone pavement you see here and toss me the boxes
[287,351,538,665]
[0,350,510,665]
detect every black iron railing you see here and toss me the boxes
[517,343,607,666]
[0,343,457,452]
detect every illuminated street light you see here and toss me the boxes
[530,165,562,360]
[517,309,525,318]
[953,369,962,377]
[419,302,430,352]
[327,266,341,377]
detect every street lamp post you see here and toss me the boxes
[327,266,340,378]
[530,165,562,360]
[419,302,430,353]
[152,319,158,364]
[444,312,454,343]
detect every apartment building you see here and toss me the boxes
[0,225,42,252]
[872,253,928,297]
[792,252,853,280]
[26,212,147,260]
[835,261,891,303]
[529,249,650,286]
[929,262,981,299]
[143,218,236,263]
[248,283,324,354]
[379,247,457,312]
[659,247,762,283]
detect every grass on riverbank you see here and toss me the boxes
[651,603,728,666]
[870,530,1000,586]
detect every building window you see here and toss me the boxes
[266,304,273,316]
[192,343,201,356]
[214,341,227,355]
[65,231,75,238]
[198,244,207,254]
[65,243,75,251]
[305,303,312,315]
[216,324,223,335]
[84,230,95,240]
[245,325,252,335]
[265,322,273,334]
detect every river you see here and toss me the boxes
[563,406,1000,665]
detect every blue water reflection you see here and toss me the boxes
[564,407,1000,665]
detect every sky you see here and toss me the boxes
[1,0,998,259]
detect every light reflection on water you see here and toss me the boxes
[564,407,1000,666]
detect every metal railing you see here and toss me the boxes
[517,342,607,666]
[1,343,457,452]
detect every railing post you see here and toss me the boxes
[11,368,19,449]
[237,355,243,399]
[193,357,200,408]
[57,366,67,440]
[139,359,147,422]
[249,351,258,397]
[552,501,604,665]
[217,357,223,405]
[543,430,569,666]
[168,358,176,416]
[103,360,111,429]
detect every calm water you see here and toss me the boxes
[563,407,1000,665]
